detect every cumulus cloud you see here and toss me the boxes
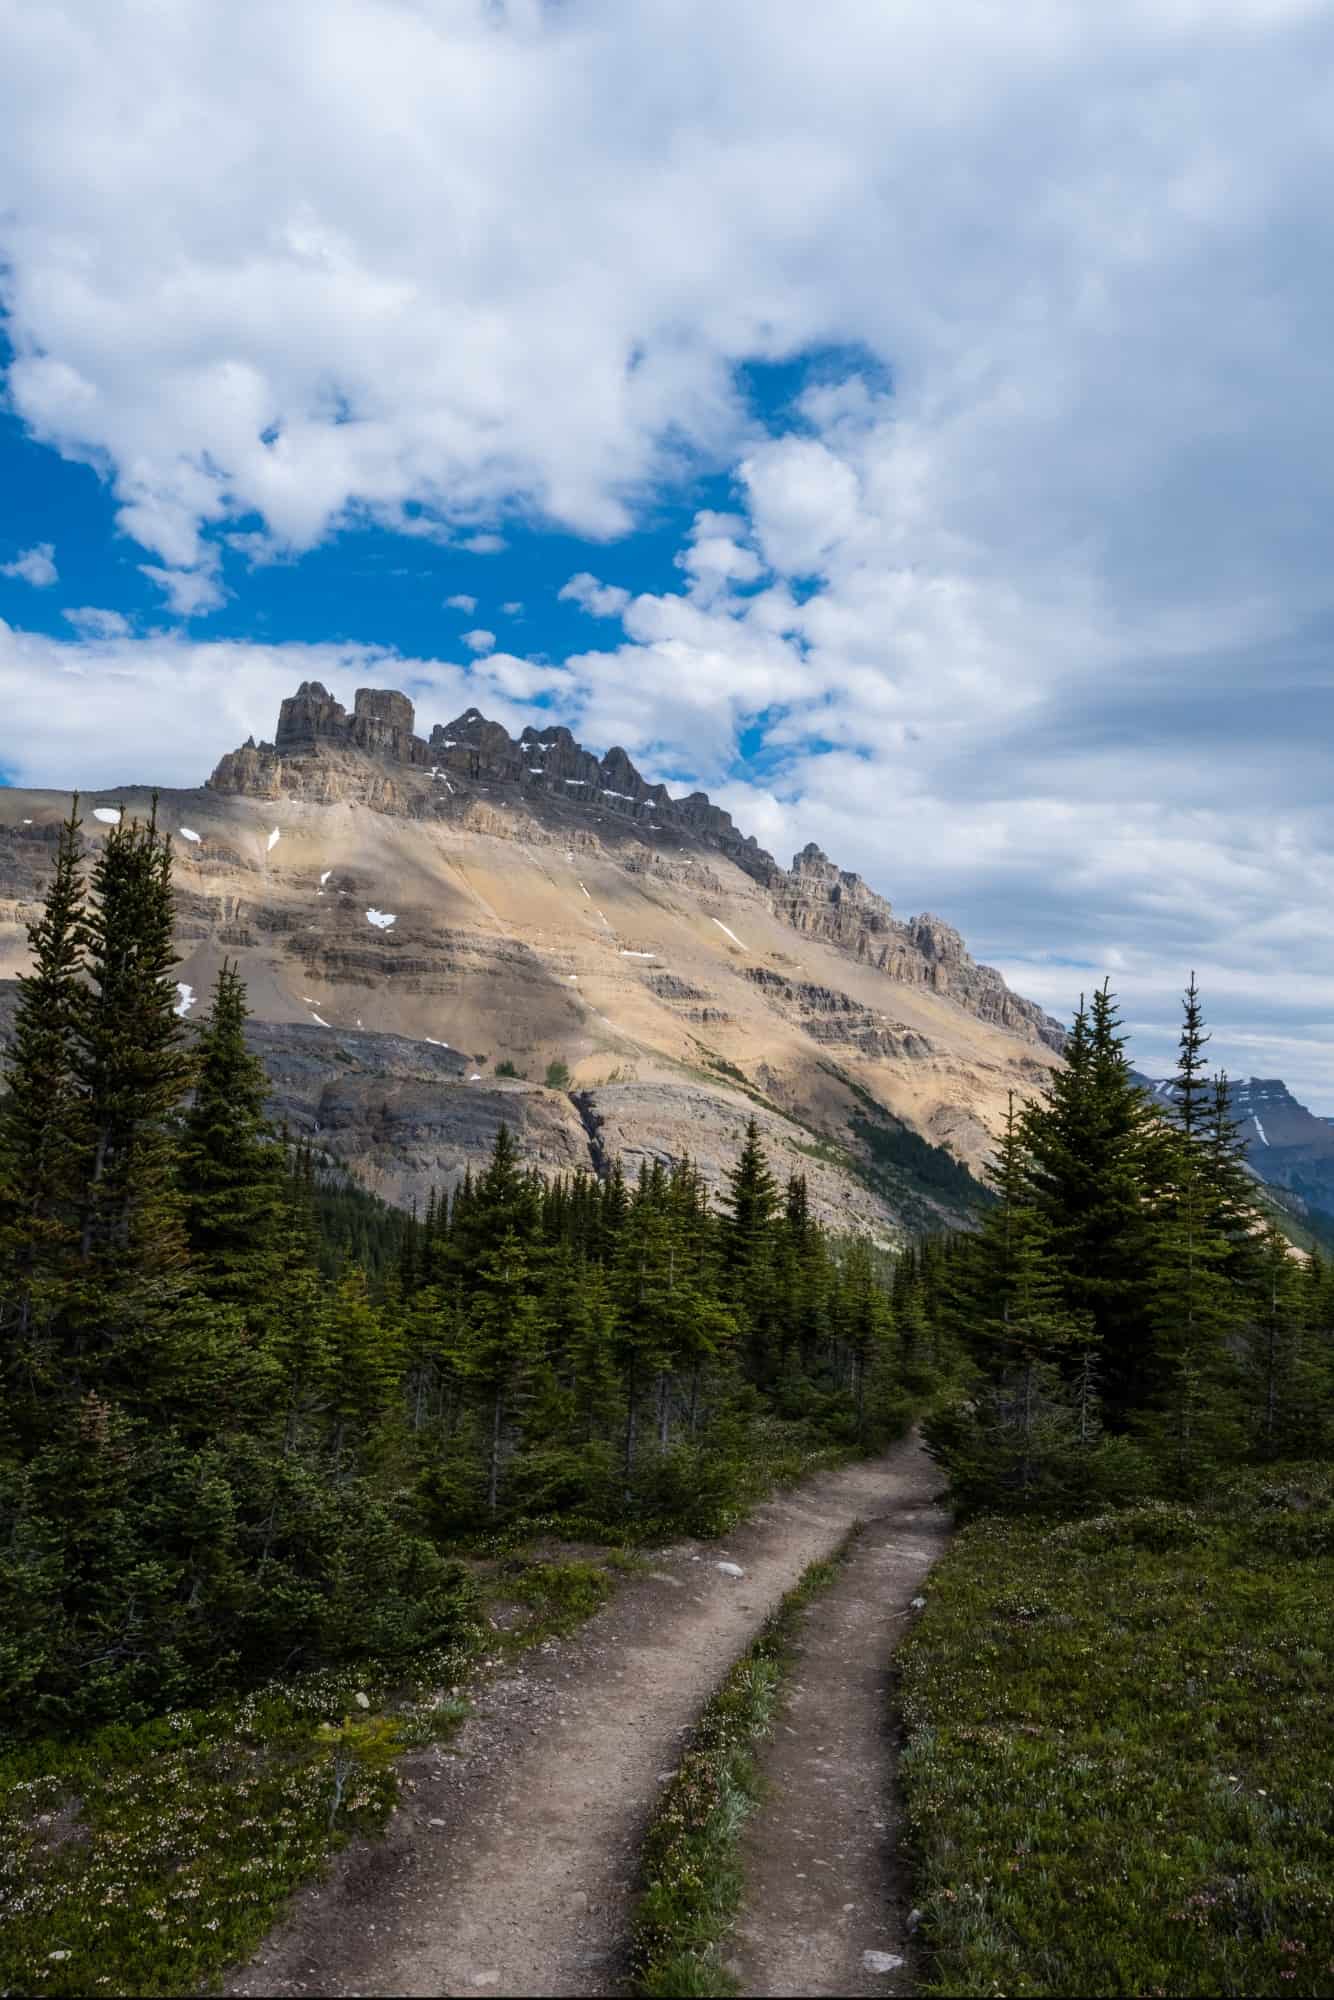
[461,628,496,653]
[559,573,632,618]
[1,543,57,588]
[445,593,478,612]
[63,607,131,639]
[0,623,540,791]
[139,563,228,619]
[6,0,1334,1093]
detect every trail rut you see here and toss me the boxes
[225,1438,941,2000]
[728,1450,949,1996]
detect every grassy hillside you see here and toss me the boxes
[897,1468,1334,1997]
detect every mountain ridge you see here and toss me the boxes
[207,679,1064,1052]
[0,680,1069,1240]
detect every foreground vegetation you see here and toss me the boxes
[898,1468,1334,1998]
[0,1548,630,1998]
[630,1544,850,1999]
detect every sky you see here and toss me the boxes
[3,0,1334,1103]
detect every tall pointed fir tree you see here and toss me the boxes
[1024,984,1158,1427]
[73,804,194,1315]
[721,1117,782,1383]
[178,960,289,1304]
[0,800,89,1436]
[929,1095,1097,1509]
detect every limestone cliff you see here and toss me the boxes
[208,683,1062,1050]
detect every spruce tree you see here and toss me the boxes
[460,1227,542,1513]
[721,1117,782,1382]
[178,962,288,1303]
[0,800,89,1429]
[1025,985,1158,1426]
[74,804,194,1319]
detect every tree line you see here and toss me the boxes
[925,978,1334,1510]
[0,803,927,1740]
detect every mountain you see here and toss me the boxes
[0,681,1065,1240]
[1148,1072,1334,1222]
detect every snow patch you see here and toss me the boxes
[178,827,201,844]
[425,1037,450,1047]
[564,777,588,786]
[266,827,281,852]
[578,881,591,899]
[469,1072,482,1081]
[93,807,121,824]
[712,918,748,951]
[309,1013,330,1027]
[319,869,332,886]
[366,908,397,929]
[1253,1114,1270,1145]
[619,949,656,958]
[174,982,196,1017]
[600,788,634,801]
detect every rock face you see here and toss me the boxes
[0,681,1074,1239]
[208,684,1062,1052]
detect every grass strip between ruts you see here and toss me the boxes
[629,1529,859,1999]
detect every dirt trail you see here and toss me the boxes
[728,1455,950,1997]
[226,1438,940,2000]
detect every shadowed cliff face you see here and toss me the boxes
[0,683,1067,1237]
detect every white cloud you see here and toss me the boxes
[560,573,632,618]
[139,563,228,618]
[7,0,1334,1095]
[461,628,496,653]
[445,593,477,612]
[1,543,57,588]
[63,606,130,639]
[0,623,536,790]
[502,599,524,616]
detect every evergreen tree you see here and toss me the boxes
[0,800,89,1431]
[74,804,194,1298]
[1245,1226,1327,1460]
[1024,984,1158,1426]
[460,1227,543,1512]
[721,1117,782,1380]
[178,962,288,1303]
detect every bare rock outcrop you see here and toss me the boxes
[207,683,1059,1049]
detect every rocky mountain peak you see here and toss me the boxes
[206,680,1063,1050]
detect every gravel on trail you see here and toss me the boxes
[225,1436,946,2000]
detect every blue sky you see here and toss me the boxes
[4,0,1334,1103]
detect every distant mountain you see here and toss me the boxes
[0,679,1069,1242]
[1148,1073,1334,1222]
